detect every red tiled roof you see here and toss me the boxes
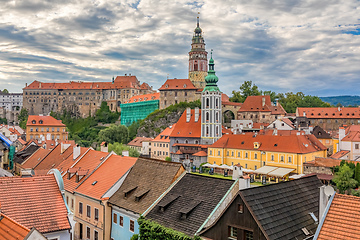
[23,76,144,90]
[26,115,66,127]
[170,109,201,138]
[33,143,75,171]
[128,137,153,147]
[222,126,233,135]
[159,79,198,90]
[238,95,286,115]
[140,82,152,90]
[0,175,71,233]
[0,213,30,240]
[74,154,137,200]
[125,92,160,103]
[21,148,51,169]
[303,173,333,181]
[303,157,350,168]
[221,93,230,102]
[152,124,176,143]
[330,150,350,159]
[342,131,360,142]
[17,138,26,145]
[210,134,327,154]
[297,107,360,119]
[252,122,270,129]
[193,151,207,157]
[63,149,109,193]
[317,193,360,240]
[56,147,89,173]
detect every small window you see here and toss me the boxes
[94,208,99,221]
[356,144,359,150]
[254,153,257,159]
[86,227,90,239]
[113,213,117,224]
[94,230,99,240]
[209,150,212,155]
[280,156,284,162]
[71,199,74,209]
[120,216,124,227]
[288,156,292,163]
[130,220,135,232]
[79,202,83,214]
[271,155,274,161]
[238,203,243,213]
[218,151,220,156]
[237,152,240,157]
[229,226,238,238]
[245,152,248,158]
[87,205,91,218]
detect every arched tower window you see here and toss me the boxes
[194,61,198,71]
[206,98,210,108]
[215,98,219,108]
[206,112,210,121]
[216,112,219,122]
[206,126,209,136]
[216,126,219,135]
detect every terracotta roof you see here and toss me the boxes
[344,125,360,134]
[303,173,333,181]
[0,175,71,233]
[23,76,145,90]
[33,143,75,171]
[342,131,360,142]
[140,82,152,90]
[170,109,201,138]
[21,148,51,169]
[221,101,243,106]
[109,157,185,214]
[125,92,160,104]
[303,157,348,168]
[159,79,198,91]
[330,150,350,159]
[74,154,137,200]
[128,137,153,147]
[210,133,327,154]
[222,126,233,135]
[55,147,89,173]
[17,138,26,145]
[152,124,176,143]
[26,115,65,127]
[193,150,207,157]
[62,149,109,193]
[317,194,360,240]
[238,95,286,115]
[0,213,30,240]
[252,122,270,129]
[297,107,360,119]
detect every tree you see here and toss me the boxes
[108,142,140,157]
[229,81,262,103]
[332,164,358,193]
[98,124,129,144]
[18,108,29,129]
[128,120,141,141]
[165,157,172,162]
[95,101,120,123]
[2,89,9,94]
[355,163,360,184]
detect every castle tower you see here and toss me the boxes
[201,51,222,145]
[189,15,208,89]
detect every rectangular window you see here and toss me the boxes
[94,230,98,240]
[94,208,99,221]
[254,153,257,159]
[71,199,74,209]
[237,152,240,157]
[231,151,234,157]
[288,156,292,163]
[227,151,229,156]
[245,230,254,240]
[356,144,359,150]
[66,196,69,204]
[113,213,117,224]
[218,151,220,156]
[79,202,83,214]
[86,205,91,218]
[209,150,212,155]
[238,203,243,213]
[86,227,90,239]
[280,156,284,162]
[245,164,247,168]
[245,152,248,158]
[229,226,238,239]
[130,220,135,232]
[120,216,124,227]
[271,155,274,161]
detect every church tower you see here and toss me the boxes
[189,15,208,89]
[201,51,222,145]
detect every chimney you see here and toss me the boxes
[273,129,278,136]
[39,82,42,88]
[73,144,81,160]
[25,83,28,87]
[338,106,341,111]
[100,142,108,153]
[21,169,34,177]
[319,185,334,220]
[122,151,129,157]
[303,112,306,117]
[61,142,71,154]
[238,176,250,190]
[262,97,265,107]
[186,107,191,122]
[75,174,79,183]
[194,107,199,122]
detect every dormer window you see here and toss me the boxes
[183,84,187,88]
[32,120,36,124]
[165,84,169,88]
[39,120,43,124]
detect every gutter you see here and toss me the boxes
[313,193,336,240]
[195,178,239,236]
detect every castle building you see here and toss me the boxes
[201,52,222,145]
[188,16,208,89]
[22,75,154,117]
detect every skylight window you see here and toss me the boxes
[92,181,98,186]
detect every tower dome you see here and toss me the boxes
[203,51,220,92]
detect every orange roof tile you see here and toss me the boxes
[317,194,360,240]
[21,148,51,169]
[238,95,286,115]
[303,157,352,168]
[63,149,109,193]
[210,133,327,154]
[128,137,153,147]
[140,82,152,90]
[33,143,75,171]
[193,151,207,157]
[253,122,270,129]
[17,138,26,145]
[54,147,89,174]
[0,213,30,240]
[222,126,233,135]
[170,109,201,138]
[0,175,71,233]
[297,107,360,119]
[26,115,66,127]
[152,124,176,143]
[125,92,160,103]
[159,79,198,91]
[330,150,350,159]
[74,154,137,200]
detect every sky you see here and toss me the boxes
[0,0,359,97]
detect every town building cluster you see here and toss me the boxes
[1,16,360,240]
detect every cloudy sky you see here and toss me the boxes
[0,0,359,97]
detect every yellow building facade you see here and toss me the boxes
[208,134,327,175]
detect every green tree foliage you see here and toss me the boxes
[99,124,129,144]
[128,120,141,140]
[137,216,201,240]
[108,142,140,158]
[0,118,7,124]
[95,102,120,123]
[18,108,29,129]
[2,89,9,94]
[165,157,172,162]
[333,164,358,194]
[355,163,360,184]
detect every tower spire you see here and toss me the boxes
[197,12,200,27]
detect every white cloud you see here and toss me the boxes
[0,0,359,96]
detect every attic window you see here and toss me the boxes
[309,212,318,223]
[179,200,202,219]
[241,141,245,144]
[311,113,314,116]
[301,227,310,236]
[238,203,243,213]
[318,113,321,116]
[124,186,138,198]
[274,143,278,147]
[183,84,187,88]
[332,113,335,116]
[32,120,36,124]
[158,194,180,212]
[325,113,328,116]
[92,181,98,186]
[39,120,43,124]
[135,189,150,202]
